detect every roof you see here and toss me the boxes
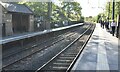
[0,2,33,14]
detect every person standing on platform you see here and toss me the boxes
[99,20,102,27]
[111,20,116,36]
[102,21,105,29]
[105,20,107,29]
[105,20,109,31]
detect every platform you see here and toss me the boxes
[0,23,83,44]
[72,23,119,71]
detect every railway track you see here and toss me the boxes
[36,24,95,71]
[3,26,80,59]
[2,32,76,69]
[3,31,74,59]
[2,24,89,70]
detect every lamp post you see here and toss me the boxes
[108,2,110,22]
[47,2,52,29]
[67,2,70,25]
[112,0,115,21]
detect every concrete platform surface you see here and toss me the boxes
[72,23,119,71]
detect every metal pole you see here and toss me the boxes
[112,0,115,20]
[48,2,52,29]
[68,2,70,25]
[108,2,110,22]
[0,4,2,71]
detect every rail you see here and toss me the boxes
[36,24,95,71]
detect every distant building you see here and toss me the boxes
[0,2,34,36]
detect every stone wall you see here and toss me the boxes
[42,20,51,30]
[29,15,34,32]
[4,14,13,36]
[46,21,51,30]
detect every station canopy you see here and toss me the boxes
[0,2,33,14]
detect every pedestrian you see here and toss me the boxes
[111,20,116,36]
[99,20,102,27]
[102,21,105,29]
[104,21,107,29]
[105,20,109,30]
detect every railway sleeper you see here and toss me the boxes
[52,66,68,70]
[60,54,76,57]
[63,53,77,55]
[58,57,75,59]
[65,51,78,53]
[53,62,70,66]
[56,59,72,63]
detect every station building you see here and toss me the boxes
[0,2,34,36]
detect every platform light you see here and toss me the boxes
[112,0,115,21]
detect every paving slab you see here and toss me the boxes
[72,23,118,71]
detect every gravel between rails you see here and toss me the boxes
[3,23,90,70]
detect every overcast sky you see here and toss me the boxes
[53,0,108,17]
[75,0,108,17]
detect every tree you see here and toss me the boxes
[19,2,48,17]
[19,1,83,27]
[61,2,82,21]
[105,1,120,21]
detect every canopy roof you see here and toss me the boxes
[1,2,33,14]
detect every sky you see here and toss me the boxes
[75,0,108,17]
[53,0,108,17]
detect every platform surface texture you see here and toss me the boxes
[72,23,118,71]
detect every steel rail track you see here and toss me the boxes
[36,24,95,71]
[2,25,87,69]
[2,33,75,69]
[66,24,95,72]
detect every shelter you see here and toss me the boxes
[1,2,34,36]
